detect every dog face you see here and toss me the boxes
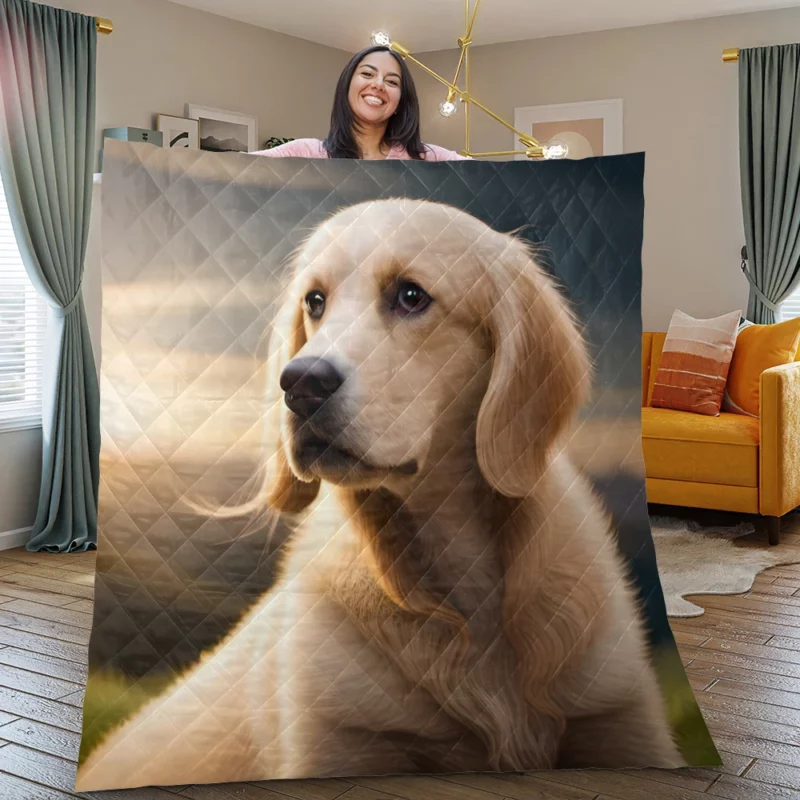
[265,199,590,506]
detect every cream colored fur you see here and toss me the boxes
[77,199,682,792]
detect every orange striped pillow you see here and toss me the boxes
[650,309,741,416]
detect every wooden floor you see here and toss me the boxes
[0,516,800,799]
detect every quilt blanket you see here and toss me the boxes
[76,140,719,791]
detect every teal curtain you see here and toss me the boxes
[739,43,800,323]
[0,0,99,552]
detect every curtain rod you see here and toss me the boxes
[96,17,113,35]
[722,48,739,62]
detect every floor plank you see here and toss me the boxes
[0,550,96,574]
[180,782,312,799]
[671,610,797,643]
[57,691,84,708]
[442,771,600,799]
[0,686,82,733]
[62,599,94,614]
[682,644,800,680]
[0,572,93,601]
[768,635,800,652]
[707,678,800,710]
[355,776,507,800]
[700,707,800,746]
[0,624,87,663]
[0,662,78,700]
[0,743,76,793]
[0,512,799,799]
[0,770,75,800]
[714,751,756,775]
[745,759,800,789]
[0,647,87,684]
[749,583,798,597]
[531,769,714,800]
[0,598,93,630]
[0,711,18,727]
[0,718,81,760]
[710,732,800,768]
[773,578,800,590]
[758,566,800,580]
[0,559,95,585]
[699,594,800,621]
[688,673,715,692]
[249,779,354,800]
[699,690,800,727]
[0,584,91,609]
[0,609,89,646]
[333,788,407,800]
[706,772,800,799]
[94,786,188,799]
[671,629,709,647]
[687,658,800,694]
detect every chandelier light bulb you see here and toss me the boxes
[439,88,459,118]
[439,100,458,117]
[371,30,392,47]
[543,140,569,160]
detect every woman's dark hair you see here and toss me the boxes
[323,46,426,160]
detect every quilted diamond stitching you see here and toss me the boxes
[82,141,688,779]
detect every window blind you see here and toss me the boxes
[0,170,46,430]
[781,284,800,322]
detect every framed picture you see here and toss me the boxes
[186,104,258,154]
[513,99,623,160]
[156,114,199,149]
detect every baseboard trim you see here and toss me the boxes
[0,527,31,551]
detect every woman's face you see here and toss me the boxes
[348,51,402,127]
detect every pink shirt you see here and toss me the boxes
[252,137,470,161]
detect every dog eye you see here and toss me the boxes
[394,281,432,316]
[305,290,326,319]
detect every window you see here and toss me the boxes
[781,283,800,322]
[0,170,46,431]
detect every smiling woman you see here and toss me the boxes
[253,45,469,161]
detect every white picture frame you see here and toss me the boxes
[156,114,200,150]
[186,104,258,154]
[513,99,623,160]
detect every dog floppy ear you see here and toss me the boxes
[261,292,320,513]
[476,236,590,497]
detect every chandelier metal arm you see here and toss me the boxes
[451,0,480,89]
[376,0,562,159]
[394,48,460,93]
[467,95,537,146]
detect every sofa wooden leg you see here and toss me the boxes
[767,516,781,546]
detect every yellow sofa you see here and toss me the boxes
[642,332,800,545]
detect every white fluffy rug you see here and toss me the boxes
[651,515,800,617]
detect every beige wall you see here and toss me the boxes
[60,0,344,161]
[416,6,800,333]
[1,0,346,537]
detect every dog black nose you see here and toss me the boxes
[280,357,344,418]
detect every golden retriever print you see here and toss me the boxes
[77,195,686,791]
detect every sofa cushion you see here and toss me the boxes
[642,406,759,487]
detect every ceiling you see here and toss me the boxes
[167,0,798,52]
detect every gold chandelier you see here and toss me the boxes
[371,0,568,160]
